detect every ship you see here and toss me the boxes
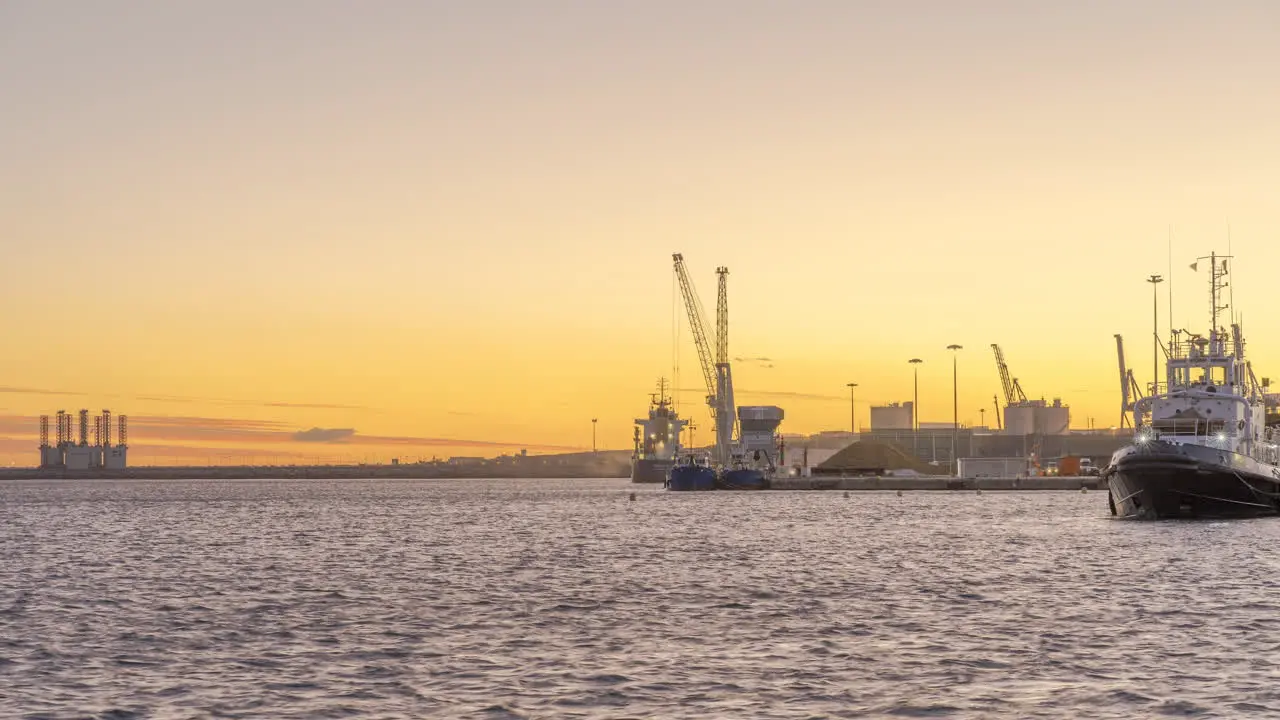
[1105,252,1280,519]
[666,453,717,491]
[630,379,687,483]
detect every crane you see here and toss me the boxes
[673,253,734,464]
[991,344,1028,407]
[715,266,737,454]
[1115,334,1132,428]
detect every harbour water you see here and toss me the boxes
[4,478,1280,718]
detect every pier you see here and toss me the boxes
[768,475,1104,491]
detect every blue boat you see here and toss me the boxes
[718,467,769,490]
[666,455,716,491]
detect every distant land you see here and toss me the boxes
[0,450,633,481]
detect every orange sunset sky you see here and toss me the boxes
[2,1,1279,465]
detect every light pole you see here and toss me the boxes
[1147,275,1163,395]
[592,418,598,453]
[846,382,858,434]
[947,344,962,475]
[980,407,986,428]
[909,358,923,458]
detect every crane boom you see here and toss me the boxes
[1115,334,1131,428]
[992,344,1016,406]
[673,253,719,418]
[991,344,1028,405]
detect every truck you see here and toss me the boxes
[1056,456,1099,477]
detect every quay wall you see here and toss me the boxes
[769,475,1104,491]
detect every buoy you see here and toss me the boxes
[976,488,983,495]
[843,491,850,498]
[629,492,636,501]
[896,489,903,497]
[1081,487,1087,494]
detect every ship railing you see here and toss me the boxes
[1261,442,1280,467]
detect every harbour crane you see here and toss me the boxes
[673,253,735,464]
[715,266,738,451]
[991,344,1028,408]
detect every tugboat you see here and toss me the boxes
[1105,252,1280,518]
[718,457,770,490]
[630,379,687,484]
[666,453,717,491]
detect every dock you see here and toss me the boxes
[769,475,1105,491]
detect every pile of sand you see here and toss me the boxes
[816,439,938,475]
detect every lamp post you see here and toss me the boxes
[908,358,923,458]
[947,344,962,475]
[1147,275,1163,395]
[846,382,858,434]
[592,418,598,453]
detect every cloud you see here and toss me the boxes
[0,413,585,457]
[292,427,356,443]
[264,402,366,410]
[354,433,582,451]
[0,386,85,397]
[0,387,366,411]
[675,387,843,402]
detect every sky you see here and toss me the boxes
[2,1,1279,465]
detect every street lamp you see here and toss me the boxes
[846,382,858,434]
[592,418,598,453]
[908,358,923,458]
[1146,274,1163,395]
[947,344,962,475]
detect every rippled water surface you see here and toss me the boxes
[5,478,1280,718]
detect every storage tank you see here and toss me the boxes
[1003,405,1036,435]
[1035,400,1070,435]
[870,402,913,430]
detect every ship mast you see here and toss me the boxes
[1195,251,1232,354]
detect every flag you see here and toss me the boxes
[1190,261,1198,271]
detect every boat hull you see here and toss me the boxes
[666,465,716,491]
[1106,440,1280,519]
[631,458,673,484]
[718,468,770,490]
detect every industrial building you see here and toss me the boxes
[870,402,913,430]
[39,409,128,470]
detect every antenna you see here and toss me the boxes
[1227,223,1235,327]
[1167,225,1173,338]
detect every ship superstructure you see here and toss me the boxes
[630,378,687,483]
[1106,252,1280,518]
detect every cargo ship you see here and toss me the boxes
[630,379,687,483]
[1105,252,1280,518]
